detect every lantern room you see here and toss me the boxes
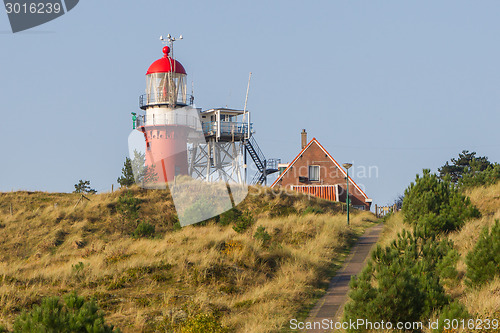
[140,46,190,109]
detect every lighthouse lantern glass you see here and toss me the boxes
[146,72,187,106]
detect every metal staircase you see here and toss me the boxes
[244,136,279,185]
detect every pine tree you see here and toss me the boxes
[117,150,158,188]
[117,157,135,187]
[402,169,479,234]
[466,219,500,287]
[343,229,454,331]
[438,150,492,183]
[73,180,97,194]
[13,292,119,332]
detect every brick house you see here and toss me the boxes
[271,130,372,210]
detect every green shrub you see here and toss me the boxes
[0,325,7,333]
[436,249,459,280]
[72,261,85,273]
[460,164,500,188]
[219,209,242,226]
[13,292,119,332]
[402,169,479,234]
[232,211,254,233]
[343,229,453,331]
[302,206,324,215]
[434,301,470,333]
[465,219,500,287]
[132,221,155,239]
[180,313,229,333]
[116,192,141,220]
[254,226,271,246]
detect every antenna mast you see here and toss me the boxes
[159,34,183,71]
[243,72,252,139]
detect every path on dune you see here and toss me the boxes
[303,222,384,332]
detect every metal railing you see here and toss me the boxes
[266,158,281,170]
[202,121,252,136]
[139,93,194,108]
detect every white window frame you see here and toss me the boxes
[308,165,320,182]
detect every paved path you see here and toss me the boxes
[303,222,384,332]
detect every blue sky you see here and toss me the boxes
[1,0,499,207]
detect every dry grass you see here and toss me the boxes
[0,186,377,332]
[375,212,407,249]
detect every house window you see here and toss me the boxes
[308,165,320,181]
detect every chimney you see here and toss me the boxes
[301,129,307,149]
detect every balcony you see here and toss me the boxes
[202,121,252,138]
[139,93,194,110]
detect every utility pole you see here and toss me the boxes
[343,163,353,225]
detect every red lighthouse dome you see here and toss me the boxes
[146,46,186,75]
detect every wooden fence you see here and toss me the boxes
[374,204,399,218]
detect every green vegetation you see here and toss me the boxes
[438,150,492,184]
[73,180,97,194]
[117,151,158,188]
[459,164,500,189]
[231,210,254,233]
[465,219,500,287]
[117,157,135,188]
[434,301,470,333]
[12,293,119,333]
[302,206,324,215]
[345,155,500,333]
[344,167,484,331]
[218,208,241,226]
[131,221,156,239]
[438,150,500,189]
[402,169,479,234]
[253,226,271,246]
[116,191,141,221]
[344,228,456,330]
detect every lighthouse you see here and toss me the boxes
[136,40,197,185]
[129,37,283,225]
[133,36,280,192]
